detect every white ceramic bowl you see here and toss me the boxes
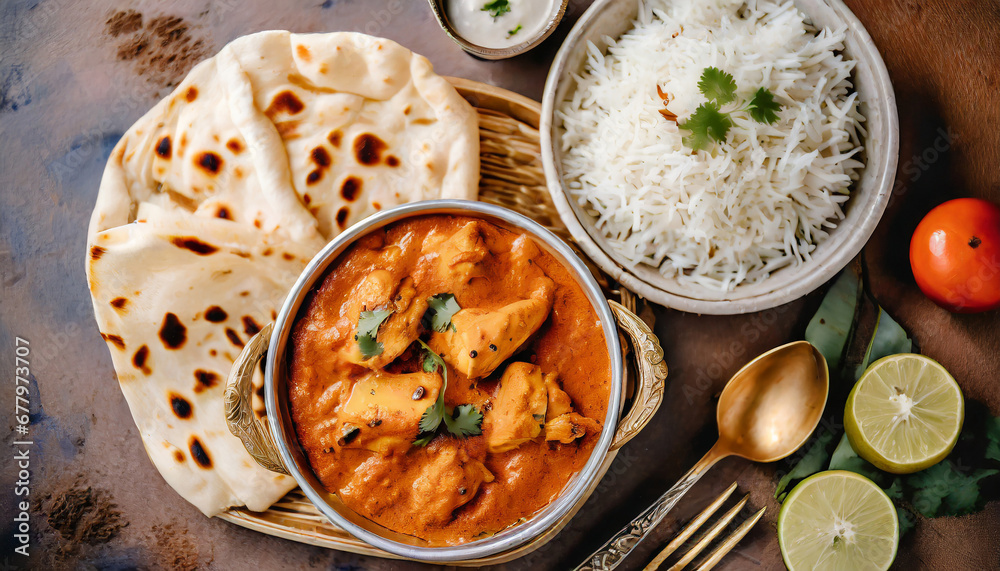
[540,0,898,314]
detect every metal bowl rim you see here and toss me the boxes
[263,199,624,561]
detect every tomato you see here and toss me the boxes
[909,198,1000,313]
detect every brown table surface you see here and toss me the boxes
[1,0,998,569]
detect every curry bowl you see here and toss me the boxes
[224,199,667,562]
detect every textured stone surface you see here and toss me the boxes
[1,0,998,569]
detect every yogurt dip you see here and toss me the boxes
[446,0,556,49]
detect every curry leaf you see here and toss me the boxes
[828,433,884,482]
[746,87,782,124]
[855,307,912,380]
[805,269,861,371]
[697,67,738,105]
[774,263,1000,535]
[356,309,392,360]
[427,293,461,333]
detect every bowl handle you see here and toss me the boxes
[223,322,290,475]
[608,300,668,451]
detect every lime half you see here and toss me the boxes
[845,353,964,474]
[778,470,899,571]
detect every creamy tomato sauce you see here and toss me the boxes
[288,215,610,544]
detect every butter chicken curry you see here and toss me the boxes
[288,215,610,544]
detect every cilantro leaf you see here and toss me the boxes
[416,340,448,443]
[746,87,782,124]
[358,308,393,334]
[444,404,484,438]
[427,293,461,333]
[356,309,392,360]
[481,0,510,18]
[508,24,522,37]
[413,340,483,445]
[418,398,445,435]
[679,103,732,151]
[412,433,436,447]
[697,67,737,105]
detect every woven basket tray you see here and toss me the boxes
[216,77,645,564]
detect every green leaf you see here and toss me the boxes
[416,340,448,437]
[481,0,510,18]
[421,342,446,373]
[697,67,737,105]
[985,416,1000,462]
[804,269,861,372]
[507,24,522,37]
[906,461,998,517]
[775,430,836,501]
[412,432,436,447]
[418,398,445,435]
[427,293,461,333]
[356,309,392,360]
[896,505,916,537]
[884,478,905,501]
[855,307,912,380]
[828,433,883,482]
[746,87,782,124]
[679,103,732,151]
[444,404,484,438]
[358,309,392,336]
[414,340,484,444]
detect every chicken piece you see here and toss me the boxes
[509,234,541,269]
[343,269,396,317]
[344,274,428,369]
[544,372,573,420]
[336,370,442,455]
[542,371,602,443]
[433,278,554,379]
[435,221,489,285]
[408,446,495,526]
[545,412,602,444]
[485,362,548,453]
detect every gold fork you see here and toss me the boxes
[642,482,766,571]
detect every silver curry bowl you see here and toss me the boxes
[223,199,668,563]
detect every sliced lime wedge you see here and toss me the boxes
[778,470,899,571]
[845,353,964,474]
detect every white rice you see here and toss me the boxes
[558,0,865,291]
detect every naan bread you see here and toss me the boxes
[87,31,479,516]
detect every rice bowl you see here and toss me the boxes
[541,0,898,313]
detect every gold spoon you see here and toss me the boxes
[575,340,829,571]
